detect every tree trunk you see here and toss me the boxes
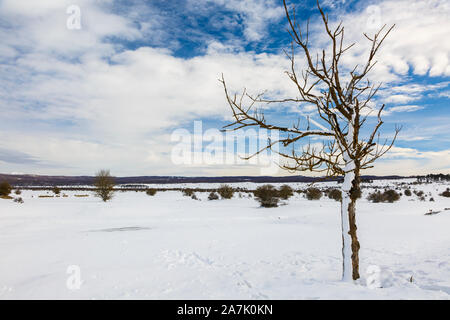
[341,168,361,281]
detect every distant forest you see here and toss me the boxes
[1,172,449,187]
[417,174,450,182]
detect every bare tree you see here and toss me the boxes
[221,0,399,281]
[93,169,115,202]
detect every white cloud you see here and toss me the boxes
[383,105,424,115]
[0,0,292,175]
[0,0,140,60]
[437,91,450,98]
[201,0,284,41]
[385,95,419,104]
[374,81,450,107]
[310,0,450,80]
[367,147,450,175]
[0,40,296,174]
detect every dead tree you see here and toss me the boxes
[221,0,399,281]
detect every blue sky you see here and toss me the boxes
[0,0,449,176]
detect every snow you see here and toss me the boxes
[339,114,357,281]
[0,180,449,299]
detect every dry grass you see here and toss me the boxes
[0,195,13,200]
[74,194,89,197]
[38,195,54,198]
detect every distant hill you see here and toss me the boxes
[0,173,407,186]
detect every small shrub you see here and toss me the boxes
[328,189,342,202]
[430,197,435,202]
[278,185,294,200]
[183,188,194,197]
[14,189,22,195]
[93,169,115,202]
[306,187,322,200]
[191,194,198,200]
[208,192,219,200]
[368,190,400,203]
[414,190,424,197]
[52,186,61,195]
[0,181,12,197]
[254,185,279,208]
[367,191,383,203]
[14,197,24,204]
[218,185,234,199]
[440,188,450,198]
[404,189,412,196]
[146,188,157,196]
[384,190,401,203]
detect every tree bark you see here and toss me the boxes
[341,169,361,281]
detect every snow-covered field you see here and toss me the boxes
[1,180,449,299]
